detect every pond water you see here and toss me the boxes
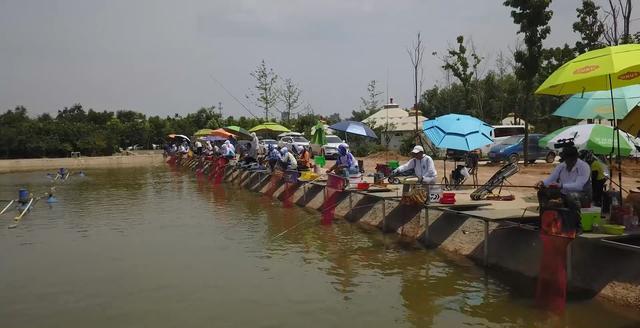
[0,167,638,327]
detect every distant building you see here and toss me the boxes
[500,112,534,131]
[362,99,427,151]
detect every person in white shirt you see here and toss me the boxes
[536,146,591,198]
[393,145,437,184]
[535,146,592,233]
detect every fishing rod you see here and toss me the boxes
[209,74,260,119]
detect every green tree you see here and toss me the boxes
[573,0,605,54]
[439,35,483,117]
[350,80,382,121]
[247,60,279,120]
[504,0,553,165]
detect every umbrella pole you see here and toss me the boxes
[609,75,623,202]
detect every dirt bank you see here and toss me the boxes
[0,152,164,173]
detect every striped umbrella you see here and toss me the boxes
[539,124,638,156]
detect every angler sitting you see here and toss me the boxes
[295,145,312,171]
[535,146,591,232]
[279,147,298,170]
[326,144,359,177]
[393,146,437,184]
[267,144,282,172]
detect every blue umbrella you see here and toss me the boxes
[329,121,378,139]
[552,85,640,120]
[422,114,493,151]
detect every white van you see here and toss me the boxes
[479,125,526,157]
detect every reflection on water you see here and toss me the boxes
[0,167,638,328]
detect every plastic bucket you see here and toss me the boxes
[314,155,326,168]
[580,212,600,231]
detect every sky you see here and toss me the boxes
[0,0,627,119]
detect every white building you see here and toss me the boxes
[362,99,427,151]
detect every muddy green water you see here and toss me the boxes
[0,167,638,327]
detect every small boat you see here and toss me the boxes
[8,197,34,229]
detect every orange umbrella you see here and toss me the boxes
[210,128,236,138]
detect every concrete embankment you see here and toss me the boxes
[0,152,164,173]
[222,166,640,310]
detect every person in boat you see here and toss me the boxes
[296,145,312,171]
[280,147,298,170]
[326,144,359,177]
[267,144,282,171]
[393,145,437,184]
[57,168,67,177]
[579,150,608,207]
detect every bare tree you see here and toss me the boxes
[407,32,425,142]
[278,78,302,124]
[601,0,633,45]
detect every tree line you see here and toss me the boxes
[1,0,637,159]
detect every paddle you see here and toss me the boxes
[0,200,15,215]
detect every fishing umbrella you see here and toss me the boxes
[422,114,493,151]
[539,124,638,157]
[222,125,252,139]
[167,134,191,143]
[249,122,291,133]
[552,85,640,120]
[536,44,640,198]
[328,121,378,139]
[619,106,640,137]
[210,128,236,138]
[194,129,216,137]
[311,121,327,145]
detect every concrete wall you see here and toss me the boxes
[202,164,640,309]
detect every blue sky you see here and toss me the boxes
[0,0,617,118]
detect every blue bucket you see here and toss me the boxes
[18,188,29,203]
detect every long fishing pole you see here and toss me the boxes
[209,74,260,119]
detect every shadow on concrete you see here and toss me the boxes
[383,203,423,232]
[423,211,468,246]
[344,196,381,223]
[295,184,324,207]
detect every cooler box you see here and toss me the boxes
[580,207,601,232]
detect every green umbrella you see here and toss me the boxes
[540,124,637,156]
[311,122,327,145]
[222,125,252,139]
[249,122,290,133]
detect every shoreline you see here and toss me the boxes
[0,152,164,173]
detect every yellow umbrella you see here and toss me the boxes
[194,129,215,137]
[620,107,640,137]
[249,122,290,133]
[536,44,640,96]
[536,44,640,200]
